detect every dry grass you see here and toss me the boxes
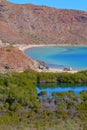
[0,120,84,130]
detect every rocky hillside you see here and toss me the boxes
[0,0,87,45]
[0,47,41,72]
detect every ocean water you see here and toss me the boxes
[25,46,87,70]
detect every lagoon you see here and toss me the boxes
[36,83,87,97]
[25,46,87,70]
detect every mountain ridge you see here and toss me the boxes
[0,0,87,45]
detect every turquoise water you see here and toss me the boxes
[25,46,87,70]
[36,83,87,96]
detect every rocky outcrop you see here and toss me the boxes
[0,47,41,72]
[0,0,87,45]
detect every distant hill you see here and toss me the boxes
[0,0,87,45]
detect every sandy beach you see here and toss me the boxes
[17,43,87,52]
[18,44,57,51]
[17,44,78,74]
[35,68,78,73]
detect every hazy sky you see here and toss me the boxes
[7,0,87,11]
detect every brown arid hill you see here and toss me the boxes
[0,46,42,72]
[0,0,87,45]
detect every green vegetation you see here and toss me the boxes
[37,70,87,84]
[0,69,87,129]
[6,45,14,51]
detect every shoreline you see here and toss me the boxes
[17,44,78,74]
[18,44,87,52]
[34,68,78,73]
[18,44,58,51]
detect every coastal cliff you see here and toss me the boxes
[0,47,42,72]
[0,0,87,45]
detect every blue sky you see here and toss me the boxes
[7,0,87,11]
